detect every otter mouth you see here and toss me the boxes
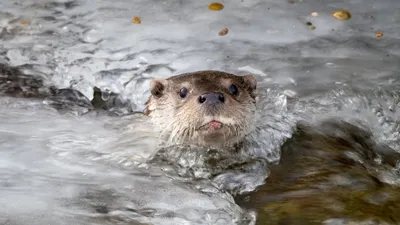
[198,120,223,131]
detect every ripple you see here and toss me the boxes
[1,0,400,224]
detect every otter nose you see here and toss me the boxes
[198,93,225,105]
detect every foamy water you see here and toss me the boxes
[1,0,400,224]
[0,97,254,225]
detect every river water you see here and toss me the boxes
[1,0,400,224]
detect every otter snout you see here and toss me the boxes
[198,93,225,105]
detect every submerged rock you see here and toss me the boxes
[0,62,136,116]
[0,62,50,98]
[91,86,135,116]
[236,119,400,225]
[48,87,94,115]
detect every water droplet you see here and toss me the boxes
[101,88,111,101]
[374,155,382,165]
[325,62,335,68]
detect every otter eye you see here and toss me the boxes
[228,84,239,96]
[179,87,188,98]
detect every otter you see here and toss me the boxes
[144,70,257,148]
[144,70,400,225]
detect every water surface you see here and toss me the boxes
[1,0,400,224]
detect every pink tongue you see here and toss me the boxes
[208,120,222,129]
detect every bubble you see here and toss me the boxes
[101,88,111,101]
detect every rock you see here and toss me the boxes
[236,119,400,225]
[0,63,49,98]
[91,86,135,115]
[50,87,93,109]
[0,62,136,116]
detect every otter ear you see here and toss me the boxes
[243,75,257,90]
[150,78,168,98]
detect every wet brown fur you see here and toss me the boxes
[144,70,257,147]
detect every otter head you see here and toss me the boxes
[144,70,257,148]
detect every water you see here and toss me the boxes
[1,0,400,224]
[0,97,252,225]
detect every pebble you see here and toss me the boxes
[376,32,383,38]
[132,16,141,24]
[332,9,351,20]
[208,3,224,11]
[218,28,229,36]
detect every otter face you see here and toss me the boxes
[144,70,257,148]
